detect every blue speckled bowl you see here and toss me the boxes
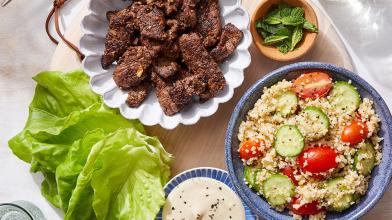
[225,62,392,220]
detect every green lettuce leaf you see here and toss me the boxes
[8,70,144,163]
[65,129,171,220]
[8,70,171,220]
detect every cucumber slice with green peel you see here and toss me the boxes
[263,174,295,206]
[329,81,360,114]
[296,106,330,141]
[328,194,355,212]
[354,143,376,176]
[274,125,304,157]
[326,177,356,212]
[244,166,262,192]
[244,166,257,187]
[276,91,298,116]
[302,106,330,129]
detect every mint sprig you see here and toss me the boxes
[256,3,318,54]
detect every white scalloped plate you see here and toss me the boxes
[80,0,252,129]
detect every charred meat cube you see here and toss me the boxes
[126,81,151,107]
[177,68,193,80]
[140,36,180,59]
[166,19,180,41]
[136,5,167,41]
[179,33,226,100]
[101,8,135,69]
[113,46,160,89]
[150,0,182,16]
[176,74,207,96]
[196,0,221,48]
[152,72,192,116]
[174,0,199,33]
[199,72,226,101]
[153,57,180,78]
[210,23,243,63]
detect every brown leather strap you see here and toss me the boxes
[46,0,85,60]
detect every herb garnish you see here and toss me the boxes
[256,3,318,54]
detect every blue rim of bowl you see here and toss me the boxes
[225,61,392,219]
[156,167,257,219]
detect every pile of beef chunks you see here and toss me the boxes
[101,0,243,116]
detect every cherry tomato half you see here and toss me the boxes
[281,166,299,185]
[293,72,333,99]
[297,147,338,173]
[341,120,369,145]
[239,139,264,161]
[291,197,323,216]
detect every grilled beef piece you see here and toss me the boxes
[177,68,193,79]
[136,5,167,41]
[179,33,226,100]
[174,0,199,33]
[101,8,135,69]
[196,0,221,48]
[151,72,192,116]
[113,46,160,89]
[210,23,243,63]
[140,36,180,59]
[126,81,151,107]
[153,57,180,78]
[150,0,182,16]
[166,19,180,41]
[176,74,207,96]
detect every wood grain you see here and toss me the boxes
[50,0,353,176]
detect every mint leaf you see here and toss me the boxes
[257,21,280,34]
[291,25,303,51]
[304,20,318,32]
[291,7,304,17]
[277,44,290,54]
[275,26,293,37]
[264,16,281,25]
[259,30,270,39]
[279,8,292,17]
[281,16,305,26]
[263,36,289,45]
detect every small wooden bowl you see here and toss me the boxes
[250,0,318,61]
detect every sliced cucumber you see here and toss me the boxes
[244,166,261,191]
[276,91,298,116]
[244,165,255,186]
[296,106,330,141]
[329,81,360,114]
[274,125,304,157]
[303,106,330,128]
[326,177,356,212]
[263,174,295,206]
[354,143,376,176]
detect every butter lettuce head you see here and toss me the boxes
[8,70,172,220]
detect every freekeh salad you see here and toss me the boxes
[237,72,381,219]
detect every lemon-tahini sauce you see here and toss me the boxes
[162,177,245,220]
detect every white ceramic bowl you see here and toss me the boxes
[80,0,252,129]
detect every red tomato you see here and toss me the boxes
[341,120,369,145]
[281,166,299,185]
[293,72,333,99]
[291,197,323,216]
[239,140,264,161]
[297,147,338,173]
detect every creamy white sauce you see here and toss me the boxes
[162,177,245,220]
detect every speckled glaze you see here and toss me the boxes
[225,62,392,220]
